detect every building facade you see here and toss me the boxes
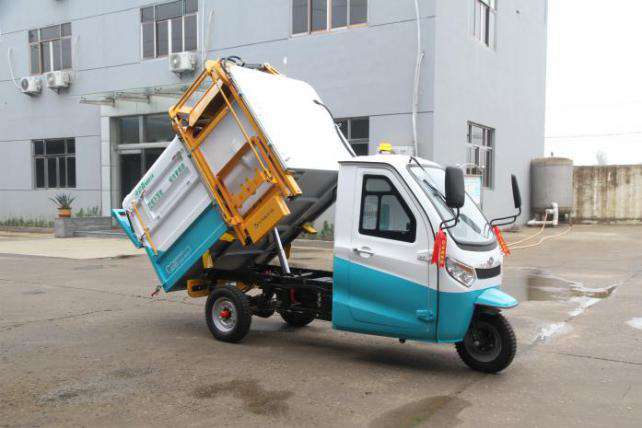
[0,0,547,224]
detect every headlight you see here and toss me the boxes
[445,257,476,287]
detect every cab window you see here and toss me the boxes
[359,175,416,242]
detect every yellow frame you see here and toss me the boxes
[168,59,301,245]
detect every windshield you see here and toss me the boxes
[409,164,494,246]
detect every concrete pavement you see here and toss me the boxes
[0,231,145,259]
[0,225,641,427]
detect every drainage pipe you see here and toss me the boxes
[411,0,424,156]
[6,48,22,91]
[528,202,559,227]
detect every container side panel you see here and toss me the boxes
[149,204,228,292]
[228,65,352,171]
[122,137,212,254]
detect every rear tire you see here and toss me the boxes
[205,285,252,343]
[455,313,516,373]
[280,310,315,327]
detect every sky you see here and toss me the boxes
[545,0,642,165]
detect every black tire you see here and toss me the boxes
[205,285,252,343]
[279,310,315,327]
[455,312,516,373]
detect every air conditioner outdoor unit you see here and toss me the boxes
[45,70,71,89]
[169,52,197,73]
[20,76,42,94]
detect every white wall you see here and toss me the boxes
[433,0,547,222]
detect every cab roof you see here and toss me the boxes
[339,154,442,169]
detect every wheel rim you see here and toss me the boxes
[463,320,502,363]
[212,297,237,333]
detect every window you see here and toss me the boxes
[335,117,369,155]
[144,114,175,142]
[33,139,76,189]
[120,149,164,201]
[29,23,72,74]
[292,0,367,35]
[359,175,416,242]
[466,122,494,188]
[141,0,198,59]
[472,0,496,48]
[116,114,175,144]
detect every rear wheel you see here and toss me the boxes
[280,310,315,327]
[455,313,516,373]
[205,285,252,343]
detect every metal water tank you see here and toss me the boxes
[530,157,573,216]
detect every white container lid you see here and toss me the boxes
[227,64,353,171]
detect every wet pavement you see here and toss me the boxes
[1,225,641,427]
[502,268,618,301]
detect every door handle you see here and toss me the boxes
[353,247,375,257]
[417,249,432,262]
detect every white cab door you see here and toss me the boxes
[346,167,433,334]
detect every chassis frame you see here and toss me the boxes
[205,265,334,321]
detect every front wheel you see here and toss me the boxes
[455,312,516,373]
[205,285,252,343]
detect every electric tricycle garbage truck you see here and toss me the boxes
[113,58,522,373]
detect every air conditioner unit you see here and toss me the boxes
[169,52,197,73]
[45,70,71,89]
[20,76,42,94]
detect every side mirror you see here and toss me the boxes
[445,167,465,209]
[511,174,522,209]
[490,174,522,227]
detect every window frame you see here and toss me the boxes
[33,138,77,189]
[472,0,496,49]
[358,174,416,243]
[466,122,494,189]
[335,116,369,155]
[140,0,198,60]
[116,113,175,145]
[29,23,72,75]
[291,0,368,36]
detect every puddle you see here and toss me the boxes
[510,269,622,343]
[535,322,572,341]
[626,318,642,330]
[502,269,617,302]
[370,395,470,428]
[193,379,293,416]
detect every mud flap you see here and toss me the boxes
[475,288,519,310]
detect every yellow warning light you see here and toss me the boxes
[377,143,393,154]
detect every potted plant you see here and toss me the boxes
[50,193,75,218]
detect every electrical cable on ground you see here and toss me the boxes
[507,211,549,247]
[510,225,572,250]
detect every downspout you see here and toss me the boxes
[6,48,22,91]
[72,35,79,81]
[201,0,214,66]
[412,0,424,156]
[0,25,19,92]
